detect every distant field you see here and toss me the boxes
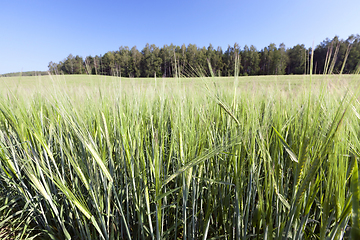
[1,74,360,239]
[1,74,359,94]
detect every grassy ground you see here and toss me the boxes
[1,73,358,87]
[0,74,358,98]
[0,74,360,239]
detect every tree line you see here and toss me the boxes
[48,34,360,77]
[0,71,48,77]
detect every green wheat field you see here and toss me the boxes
[1,74,360,239]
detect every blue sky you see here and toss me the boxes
[1,0,359,74]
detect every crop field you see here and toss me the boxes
[1,74,360,239]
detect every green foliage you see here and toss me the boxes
[48,34,360,78]
[242,45,260,75]
[287,44,307,74]
[141,44,162,77]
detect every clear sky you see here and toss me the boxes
[1,0,359,74]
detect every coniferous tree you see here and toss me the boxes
[130,46,142,77]
[223,43,241,76]
[186,44,198,72]
[345,34,360,73]
[259,46,269,75]
[249,45,260,75]
[141,44,162,77]
[197,46,208,75]
[214,46,224,76]
[277,43,288,75]
[242,45,260,76]
[118,46,131,77]
[287,44,307,74]
[160,44,171,77]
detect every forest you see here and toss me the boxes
[48,34,360,77]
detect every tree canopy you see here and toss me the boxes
[49,34,360,77]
